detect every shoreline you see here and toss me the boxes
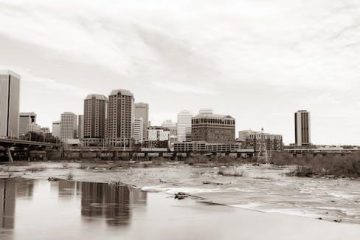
[1,161,360,225]
[2,178,360,240]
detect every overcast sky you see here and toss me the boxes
[0,0,359,145]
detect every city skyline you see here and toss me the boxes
[1,0,360,145]
[0,76,355,146]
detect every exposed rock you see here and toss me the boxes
[48,177,62,182]
[175,192,190,200]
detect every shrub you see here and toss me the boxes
[272,152,360,178]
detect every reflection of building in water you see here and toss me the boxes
[104,185,130,226]
[81,182,104,219]
[57,181,77,199]
[80,182,146,226]
[0,180,16,229]
[129,189,147,205]
[16,180,34,199]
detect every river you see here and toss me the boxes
[0,162,360,239]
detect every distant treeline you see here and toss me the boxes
[271,152,360,178]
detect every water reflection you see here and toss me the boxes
[80,182,147,226]
[0,180,16,229]
[0,179,147,231]
[81,182,135,226]
[57,181,78,199]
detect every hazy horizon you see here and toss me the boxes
[1,0,360,145]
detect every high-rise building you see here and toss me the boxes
[0,71,20,138]
[133,118,144,143]
[60,112,77,143]
[107,89,134,147]
[19,112,37,136]
[83,94,107,146]
[192,110,236,143]
[135,103,149,140]
[52,121,61,139]
[177,110,192,142]
[295,110,311,146]
[78,115,84,140]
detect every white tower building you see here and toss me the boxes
[177,110,192,142]
[0,70,20,138]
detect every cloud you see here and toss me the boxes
[0,0,360,144]
[153,81,218,95]
[22,74,95,98]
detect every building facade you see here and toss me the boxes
[148,126,170,141]
[78,115,84,140]
[27,122,42,133]
[107,89,134,147]
[135,102,149,141]
[295,110,311,146]
[60,112,77,143]
[162,120,177,149]
[238,130,283,151]
[83,94,107,146]
[19,112,37,137]
[52,121,61,139]
[133,118,144,143]
[177,110,192,142]
[174,141,242,153]
[162,120,177,135]
[191,110,235,143]
[0,71,20,138]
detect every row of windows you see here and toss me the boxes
[192,119,235,125]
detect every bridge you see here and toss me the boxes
[59,147,256,160]
[0,138,57,162]
[284,148,360,155]
[0,138,256,162]
[0,138,55,147]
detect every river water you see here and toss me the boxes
[1,163,360,239]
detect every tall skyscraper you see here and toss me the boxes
[0,71,20,138]
[177,110,192,142]
[52,121,61,139]
[107,89,134,146]
[60,112,77,143]
[133,118,144,143]
[83,94,107,145]
[295,110,311,147]
[135,102,149,140]
[19,112,37,136]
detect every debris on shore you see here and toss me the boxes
[202,181,224,185]
[175,192,190,200]
[48,177,62,182]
